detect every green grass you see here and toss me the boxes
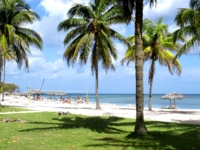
[0,106,30,112]
[0,111,200,150]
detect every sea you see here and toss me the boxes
[38,93,200,110]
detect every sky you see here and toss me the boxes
[5,0,200,94]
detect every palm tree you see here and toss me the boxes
[118,0,157,135]
[1,50,15,101]
[58,0,130,110]
[121,18,182,111]
[173,0,200,58]
[0,0,43,101]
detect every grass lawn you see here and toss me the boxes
[0,110,200,150]
[0,106,30,112]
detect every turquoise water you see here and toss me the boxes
[39,93,200,110]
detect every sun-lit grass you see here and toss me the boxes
[0,110,200,150]
[0,106,29,112]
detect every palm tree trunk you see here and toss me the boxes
[95,64,101,110]
[95,41,101,110]
[2,59,6,102]
[134,0,148,135]
[148,82,152,111]
[0,55,2,111]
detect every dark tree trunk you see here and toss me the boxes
[134,0,148,135]
[148,60,155,111]
[2,59,6,102]
[0,55,3,111]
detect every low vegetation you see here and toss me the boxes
[0,106,29,112]
[0,110,199,150]
[0,82,20,93]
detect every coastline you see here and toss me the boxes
[1,96,200,125]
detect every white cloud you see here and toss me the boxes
[144,0,189,23]
[39,0,90,18]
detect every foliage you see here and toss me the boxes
[58,0,130,109]
[0,111,199,150]
[0,0,43,70]
[173,0,200,58]
[0,106,28,112]
[121,18,183,110]
[0,82,19,93]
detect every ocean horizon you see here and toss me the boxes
[38,93,200,110]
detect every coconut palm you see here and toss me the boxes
[58,0,130,110]
[118,0,157,135]
[1,49,15,101]
[0,0,43,101]
[173,0,200,58]
[121,18,182,111]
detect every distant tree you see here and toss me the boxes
[121,18,182,111]
[0,83,20,93]
[58,0,130,109]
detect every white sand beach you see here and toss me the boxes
[1,95,200,125]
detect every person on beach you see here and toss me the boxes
[36,94,40,100]
[60,96,63,101]
[63,96,72,103]
[85,98,89,104]
[171,103,176,109]
[77,96,83,103]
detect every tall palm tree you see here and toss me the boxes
[58,0,130,110]
[1,49,15,101]
[173,0,200,58]
[121,18,182,111]
[118,0,157,135]
[0,0,43,101]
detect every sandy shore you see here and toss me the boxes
[1,96,200,125]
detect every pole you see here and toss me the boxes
[40,78,45,91]
[86,86,88,104]
[27,87,31,106]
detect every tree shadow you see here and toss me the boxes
[17,113,200,150]
[86,120,200,150]
[19,115,132,134]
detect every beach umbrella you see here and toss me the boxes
[46,91,67,100]
[12,91,24,97]
[4,91,11,95]
[28,90,43,94]
[161,92,184,106]
[28,90,43,100]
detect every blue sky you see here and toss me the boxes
[5,0,200,94]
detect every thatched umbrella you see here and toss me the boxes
[4,91,11,95]
[29,90,43,95]
[12,91,23,96]
[161,92,184,106]
[28,90,43,100]
[46,91,67,100]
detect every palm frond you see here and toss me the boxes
[57,18,88,31]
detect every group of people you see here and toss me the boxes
[54,95,89,104]
[33,94,43,101]
[61,95,89,104]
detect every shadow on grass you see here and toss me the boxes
[86,121,200,150]
[17,113,200,150]
[19,115,131,134]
